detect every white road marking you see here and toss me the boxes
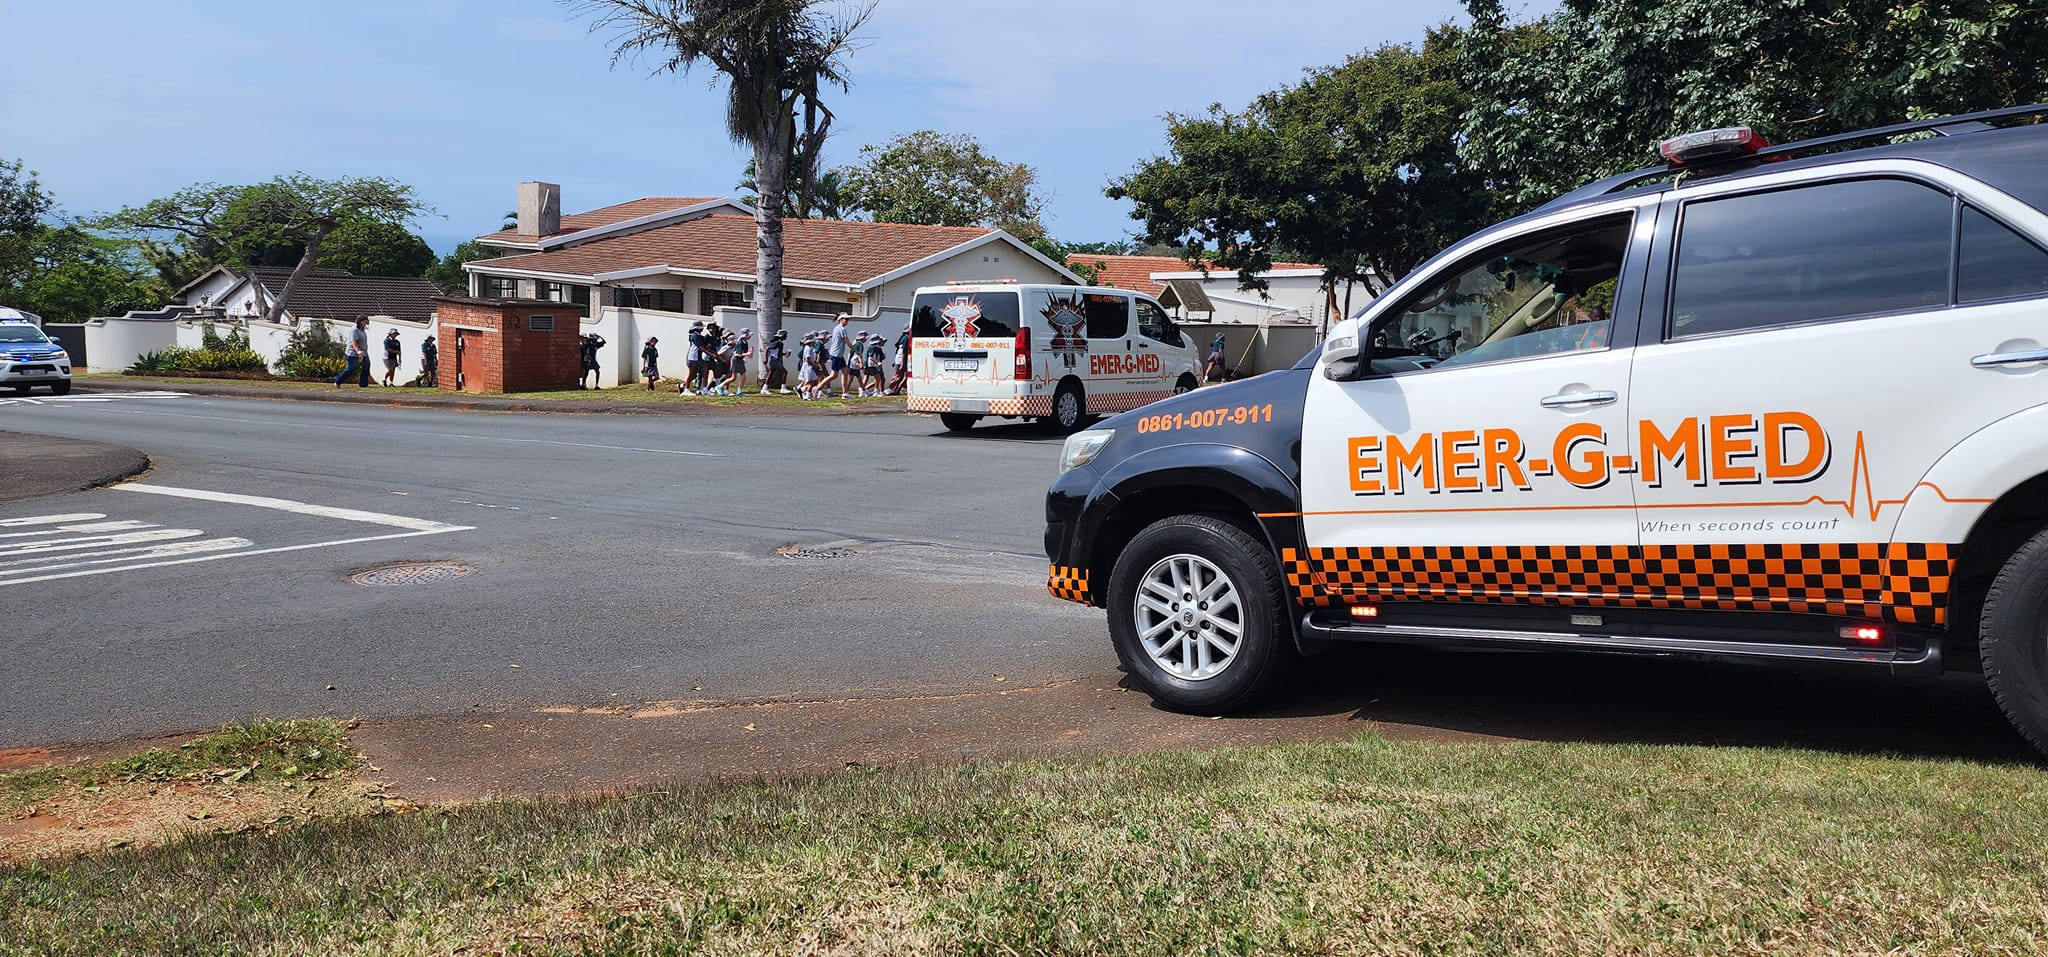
[0,529,455,586]
[0,513,106,527]
[0,538,252,577]
[0,486,474,587]
[0,520,154,538]
[111,408,719,457]
[0,528,205,556]
[119,484,473,533]
[0,390,189,406]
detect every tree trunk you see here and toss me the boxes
[266,226,332,325]
[753,138,792,348]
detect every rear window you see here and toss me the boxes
[912,291,1018,339]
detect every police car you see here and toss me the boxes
[0,314,71,395]
[1045,104,2048,753]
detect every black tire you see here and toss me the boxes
[1175,373,1198,395]
[1980,526,2048,756]
[1106,514,1294,714]
[939,412,981,432]
[49,380,71,396]
[1051,380,1086,433]
[5,385,27,394]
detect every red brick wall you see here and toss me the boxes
[435,298,581,393]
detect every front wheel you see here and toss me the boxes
[1981,527,2048,756]
[50,380,71,396]
[939,412,981,432]
[1106,514,1294,713]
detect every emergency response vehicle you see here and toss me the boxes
[905,281,1201,432]
[1044,105,2048,754]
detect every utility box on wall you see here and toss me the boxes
[434,296,581,393]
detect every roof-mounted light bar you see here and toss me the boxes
[1658,126,1774,166]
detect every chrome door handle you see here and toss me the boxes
[1972,349,2048,368]
[1540,390,1618,408]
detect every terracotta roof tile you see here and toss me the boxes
[474,215,1000,286]
[476,197,727,245]
[1065,254,1325,296]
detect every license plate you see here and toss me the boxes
[17,369,46,376]
[942,359,980,373]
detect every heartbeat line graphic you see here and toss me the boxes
[1788,431,1989,521]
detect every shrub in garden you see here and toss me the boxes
[281,355,347,380]
[179,348,269,372]
[131,347,195,372]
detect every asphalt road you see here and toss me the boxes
[3,390,2037,765]
[1,391,1100,747]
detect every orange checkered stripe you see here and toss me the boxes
[1281,543,1955,626]
[1089,391,1175,414]
[905,395,953,413]
[1048,564,1092,604]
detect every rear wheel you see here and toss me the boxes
[939,412,981,432]
[49,380,71,396]
[1981,527,2048,756]
[1106,514,1294,713]
[1052,381,1086,433]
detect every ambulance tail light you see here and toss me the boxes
[1015,326,1032,380]
[1838,625,1884,644]
[1659,126,1773,166]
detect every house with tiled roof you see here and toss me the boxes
[463,183,1080,386]
[1065,253,1373,329]
[171,264,442,324]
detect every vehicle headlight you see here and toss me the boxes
[1059,429,1114,474]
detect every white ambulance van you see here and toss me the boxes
[905,282,1201,432]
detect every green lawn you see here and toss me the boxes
[6,734,2046,955]
[80,374,904,410]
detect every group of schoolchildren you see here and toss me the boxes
[636,314,909,399]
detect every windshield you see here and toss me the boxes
[0,325,50,344]
[911,291,1019,339]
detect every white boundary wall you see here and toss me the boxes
[84,313,438,382]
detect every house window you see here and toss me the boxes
[537,282,590,305]
[625,288,686,312]
[793,297,842,315]
[482,276,520,299]
[699,288,750,314]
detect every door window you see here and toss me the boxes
[1136,300,1182,345]
[1083,293,1129,339]
[1372,214,1632,373]
[1958,205,2048,304]
[1668,178,1952,339]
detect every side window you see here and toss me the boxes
[1669,178,1951,339]
[1959,205,2048,304]
[1136,300,1181,345]
[1372,213,1631,373]
[1084,294,1129,339]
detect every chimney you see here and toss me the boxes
[517,182,562,236]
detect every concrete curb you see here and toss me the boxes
[74,376,912,418]
[0,430,150,503]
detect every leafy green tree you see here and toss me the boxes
[840,130,1048,240]
[1111,38,1493,296]
[106,175,431,323]
[0,159,165,321]
[576,0,873,349]
[315,218,436,276]
[425,240,502,294]
[1457,0,2048,209]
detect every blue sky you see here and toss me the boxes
[4,0,1483,254]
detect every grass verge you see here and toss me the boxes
[79,374,899,410]
[5,734,2047,954]
[2,719,370,864]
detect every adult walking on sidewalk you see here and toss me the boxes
[381,329,403,387]
[579,333,606,389]
[333,317,371,387]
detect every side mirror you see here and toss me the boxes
[1321,333,1364,381]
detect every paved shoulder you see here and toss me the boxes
[0,430,149,502]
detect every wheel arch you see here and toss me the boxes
[1899,405,2048,649]
[1946,470,2048,656]
[1078,443,1302,607]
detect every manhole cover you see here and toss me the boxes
[775,544,861,560]
[349,561,476,586]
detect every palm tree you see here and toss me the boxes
[576,0,872,346]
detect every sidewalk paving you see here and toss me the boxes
[0,430,149,502]
[76,375,911,417]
